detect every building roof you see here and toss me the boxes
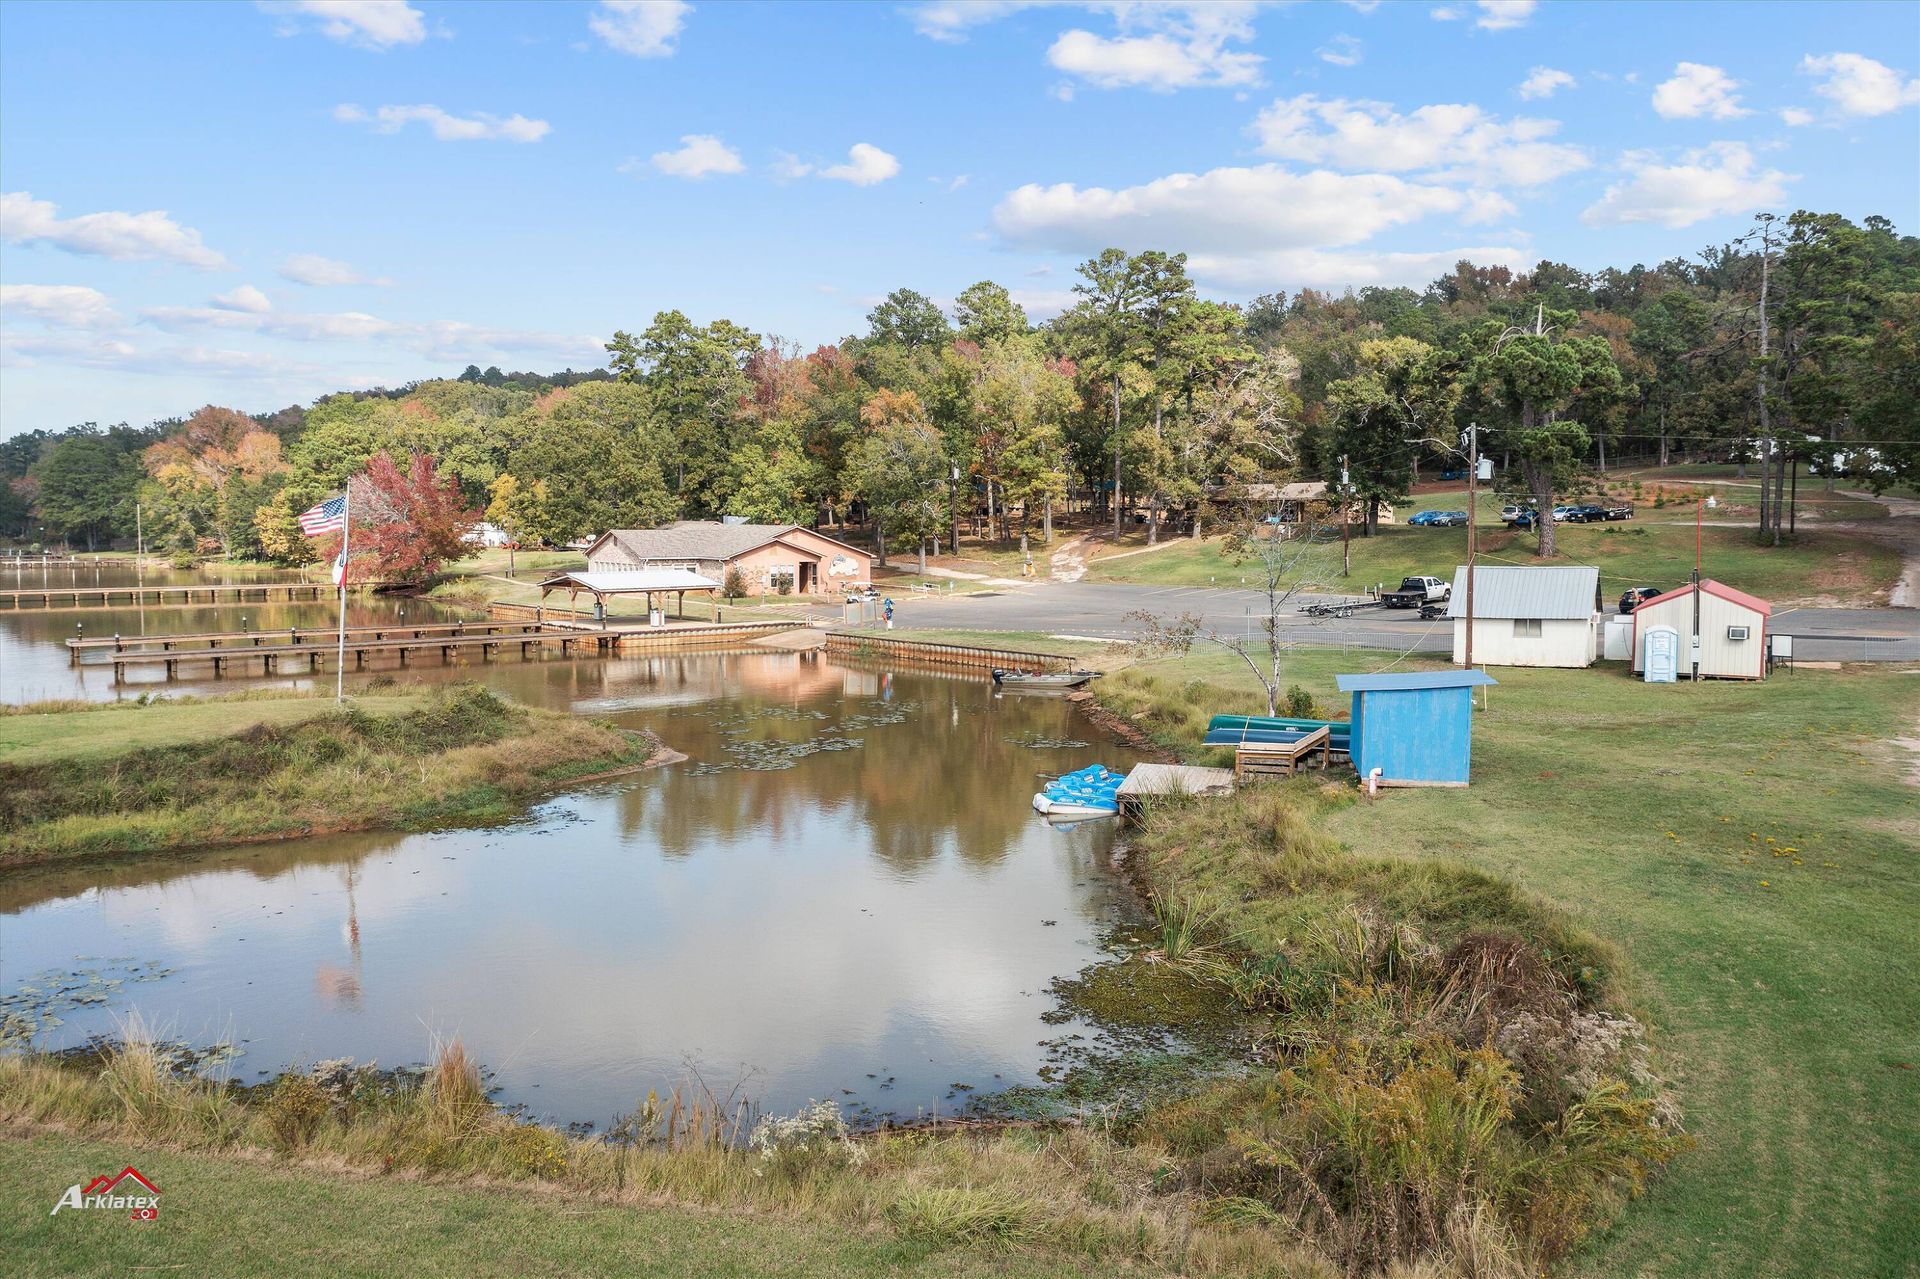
[1242,481,1329,501]
[1638,577,1772,616]
[538,569,720,594]
[1337,670,1499,692]
[1443,565,1598,620]
[592,521,866,563]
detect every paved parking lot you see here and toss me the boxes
[891,582,1920,662]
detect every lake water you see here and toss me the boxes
[0,561,465,704]
[1,584,1145,1127]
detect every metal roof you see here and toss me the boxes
[538,569,721,593]
[1443,565,1598,620]
[1638,578,1771,615]
[593,522,865,563]
[1336,670,1498,692]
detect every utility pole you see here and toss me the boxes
[1339,454,1351,578]
[1465,423,1479,673]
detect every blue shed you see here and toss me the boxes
[1335,669,1498,788]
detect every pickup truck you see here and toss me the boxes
[1380,575,1452,608]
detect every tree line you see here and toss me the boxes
[3,209,1913,567]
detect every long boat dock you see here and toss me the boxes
[2,581,373,611]
[69,620,798,681]
[67,620,540,660]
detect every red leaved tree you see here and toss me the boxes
[317,451,478,584]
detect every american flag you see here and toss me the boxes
[298,495,346,536]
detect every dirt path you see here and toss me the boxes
[1832,490,1920,608]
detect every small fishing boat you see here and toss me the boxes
[1031,764,1124,818]
[992,668,1102,691]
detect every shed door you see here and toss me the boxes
[1643,626,1679,683]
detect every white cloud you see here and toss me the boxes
[136,295,602,362]
[1317,34,1363,68]
[280,252,388,286]
[908,1,1038,42]
[588,0,689,58]
[1472,0,1535,30]
[1581,142,1791,228]
[0,191,230,270]
[1800,53,1920,117]
[1517,66,1574,100]
[263,0,426,50]
[1343,0,1382,13]
[1652,62,1748,120]
[1461,189,1518,224]
[1250,94,1588,188]
[817,143,901,186]
[1778,106,1814,127]
[333,103,551,142]
[1047,4,1264,91]
[0,283,120,329]
[0,331,328,380]
[649,134,745,179]
[993,164,1469,260]
[1430,6,1462,19]
[211,285,273,314]
[1185,243,1531,291]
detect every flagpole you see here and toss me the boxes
[335,485,349,703]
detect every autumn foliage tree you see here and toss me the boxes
[318,451,478,584]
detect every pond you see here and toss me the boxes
[0,562,466,704]
[0,646,1147,1128]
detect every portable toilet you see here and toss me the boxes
[1335,669,1497,788]
[1642,626,1680,683]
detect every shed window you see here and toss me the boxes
[1512,619,1543,639]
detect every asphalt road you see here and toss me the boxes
[889,581,1920,662]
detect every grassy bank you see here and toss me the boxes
[1097,650,1920,1277]
[0,1038,1323,1279]
[1085,521,1901,605]
[0,686,658,868]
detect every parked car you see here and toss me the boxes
[1381,575,1452,608]
[1565,503,1607,523]
[1601,503,1634,521]
[1506,509,1540,529]
[1499,504,1525,522]
[1407,509,1445,526]
[1550,505,1575,521]
[1619,586,1663,613]
[1439,509,1471,526]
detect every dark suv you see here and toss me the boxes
[1619,586,1662,613]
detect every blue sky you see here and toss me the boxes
[2,0,1917,436]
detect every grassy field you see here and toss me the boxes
[1084,520,1902,605]
[0,693,423,766]
[1097,650,1920,1278]
[0,686,658,867]
[0,1131,1163,1279]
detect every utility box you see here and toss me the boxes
[1602,615,1634,661]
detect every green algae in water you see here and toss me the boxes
[1,959,177,1048]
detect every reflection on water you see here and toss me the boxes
[0,652,1145,1126]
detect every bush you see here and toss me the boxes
[1282,685,1316,718]
[266,1074,330,1149]
[886,1187,1039,1251]
[747,1099,866,1181]
[723,565,747,599]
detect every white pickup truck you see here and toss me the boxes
[1380,575,1452,608]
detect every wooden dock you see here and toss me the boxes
[823,631,1075,672]
[68,620,800,682]
[1,581,375,611]
[67,620,539,661]
[1114,763,1235,818]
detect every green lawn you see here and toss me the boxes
[0,693,423,766]
[1085,520,1902,605]
[0,1131,1138,1279]
[1098,649,1920,1279]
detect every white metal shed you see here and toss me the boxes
[1630,579,1771,680]
[1445,565,1601,668]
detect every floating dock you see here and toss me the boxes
[1114,763,1236,818]
[2,581,372,611]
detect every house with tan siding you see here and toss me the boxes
[584,522,872,596]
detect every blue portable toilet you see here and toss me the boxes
[1335,669,1498,788]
